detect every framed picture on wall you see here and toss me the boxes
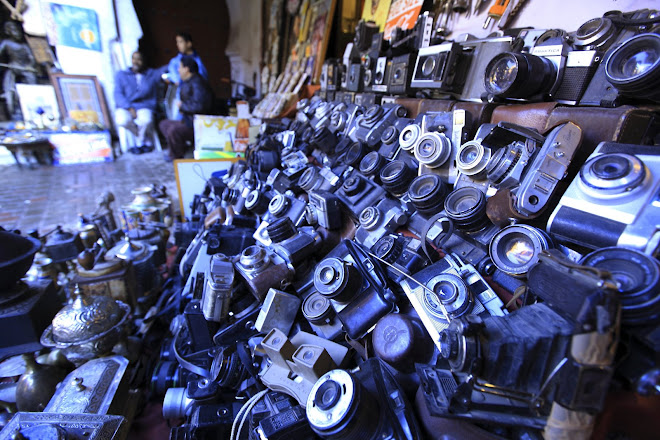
[50,73,110,128]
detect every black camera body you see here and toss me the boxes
[335,170,387,220]
[388,53,417,96]
[321,58,342,92]
[411,42,470,92]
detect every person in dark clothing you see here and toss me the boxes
[159,55,213,160]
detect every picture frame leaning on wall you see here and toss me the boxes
[50,73,110,128]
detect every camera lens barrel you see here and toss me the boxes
[409,174,449,216]
[580,247,660,325]
[266,217,297,243]
[605,33,660,102]
[343,142,368,168]
[444,187,489,232]
[484,52,556,99]
[379,160,415,196]
[314,258,362,303]
[359,151,386,177]
[456,141,492,176]
[489,225,553,276]
[302,292,336,325]
[399,124,422,151]
[579,153,646,195]
[414,132,452,168]
[245,189,270,215]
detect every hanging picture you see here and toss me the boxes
[383,0,424,40]
[48,3,102,52]
[15,84,60,127]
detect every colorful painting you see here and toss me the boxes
[383,0,424,40]
[361,0,392,31]
[49,3,102,52]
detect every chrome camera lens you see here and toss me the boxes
[456,141,492,176]
[414,133,451,168]
[380,160,414,196]
[408,174,448,216]
[579,153,645,194]
[489,225,552,276]
[399,124,421,151]
[605,33,660,101]
[484,52,556,99]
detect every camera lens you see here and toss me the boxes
[421,55,436,77]
[373,235,403,263]
[302,292,335,325]
[486,144,523,187]
[299,167,321,192]
[342,175,364,196]
[306,369,378,440]
[399,124,421,151]
[311,127,336,153]
[605,34,660,101]
[379,160,414,196]
[409,174,449,216]
[574,17,616,50]
[425,273,471,319]
[580,247,660,325]
[314,258,362,304]
[489,225,552,276]
[330,110,347,132]
[580,153,645,194]
[414,133,452,168]
[268,194,290,217]
[444,187,489,232]
[456,141,492,176]
[245,189,270,215]
[359,151,385,177]
[359,206,381,230]
[484,52,556,98]
[363,105,383,124]
[381,126,398,145]
[343,142,367,168]
[266,217,297,243]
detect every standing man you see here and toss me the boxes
[159,55,213,160]
[114,51,159,154]
[162,32,208,120]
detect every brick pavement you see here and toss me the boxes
[0,150,179,235]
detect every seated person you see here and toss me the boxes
[114,51,159,154]
[162,32,208,120]
[159,55,213,160]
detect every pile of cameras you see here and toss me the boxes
[321,9,660,107]
[154,8,660,440]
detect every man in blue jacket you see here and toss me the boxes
[114,51,159,154]
[159,55,213,160]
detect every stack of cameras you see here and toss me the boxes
[321,9,660,107]
[152,68,660,439]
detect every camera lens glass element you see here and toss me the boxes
[302,292,335,325]
[414,133,452,168]
[409,174,448,216]
[425,273,471,319]
[343,142,367,167]
[580,153,645,194]
[605,34,660,101]
[399,124,421,151]
[380,160,414,196]
[484,52,556,98]
[574,17,616,50]
[580,247,660,325]
[421,56,436,77]
[486,144,523,187]
[444,187,489,232]
[456,141,492,176]
[489,225,552,276]
[359,151,385,177]
[314,258,362,303]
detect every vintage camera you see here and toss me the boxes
[298,166,341,194]
[547,142,660,255]
[372,56,390,93]
[250,392,315,440]
[269,222,322,270]
[411,42,470,92]
[387,53,417,95]
[254,192,308,246]
[306,358,422,440]
[413,110,472,184]
[345,62,364,92]
[335,170,387,220]
[308,101,338,131]
[234,245,293,301]
[379,159,416,197]
[376,117,414,160]
[354,198,409,249]
[456,35,515,102]
[354,103,408,147]
[306,191,343,230]
[400,253,507,349]
[362,32,388,93]
[482,121,582,222]
[580,9,659,106]
[328,102,363,139]
[372,233,430,283]
[483,29,572,102]
[321,58,342,91]
[201,254,235,323]
[488,224,554,277]
[301,291,344,340]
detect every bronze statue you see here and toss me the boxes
[0,20,37,116]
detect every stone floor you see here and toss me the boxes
[0,149,180,235]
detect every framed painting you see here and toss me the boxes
[50,73,110,128]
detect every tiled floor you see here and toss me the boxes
[0,150,179,235]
